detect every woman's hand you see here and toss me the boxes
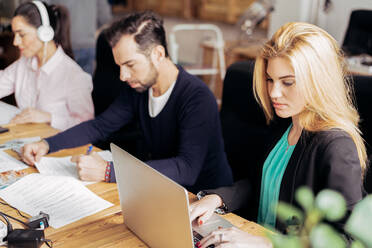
[198,227,272,248]
[190,194,222,226]
[10,108,51,124]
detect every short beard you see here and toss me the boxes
[133,82,152,93]
[133,61,158,93]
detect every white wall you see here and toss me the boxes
[268,0,372,44]
[268,0,319,37]
[316,0,372,44]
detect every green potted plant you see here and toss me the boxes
[267,186,372,248]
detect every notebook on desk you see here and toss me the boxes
[111,143,234,248]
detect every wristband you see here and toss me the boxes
[104,161,111,182]
[196,191,228,215]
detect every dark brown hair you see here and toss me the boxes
[104,11,169,57]
[14,1,74,59]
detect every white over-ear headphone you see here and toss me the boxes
[32,1,54,43]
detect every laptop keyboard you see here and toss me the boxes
[193,231,215,248]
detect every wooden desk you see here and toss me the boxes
[0,123,269,247]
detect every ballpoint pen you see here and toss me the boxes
[86,145,93,155]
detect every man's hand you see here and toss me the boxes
[10,108,51,124]
[21,140,49,165]
[71,152,107,182]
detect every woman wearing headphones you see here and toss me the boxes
[0,1,94,130]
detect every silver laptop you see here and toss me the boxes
[111,143,234,248]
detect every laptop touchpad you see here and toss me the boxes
[192,214,233,237]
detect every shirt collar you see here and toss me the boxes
[28,46,64,75]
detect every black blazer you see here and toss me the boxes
[207,127,364,232]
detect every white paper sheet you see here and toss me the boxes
[0,173,113,228]
[0,136,41,151]
[35,150,113,185]
[0,151,28,173]
[0,101,20,125]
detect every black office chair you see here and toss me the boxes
[352,74,372,193]
[220,61,267,183]
[92,30,142,155]
[342,10,372,56]
[220,61,289,220]
[220,60,289,182]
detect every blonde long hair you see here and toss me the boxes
[253,22,367,174]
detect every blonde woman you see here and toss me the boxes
[190,22,367,248]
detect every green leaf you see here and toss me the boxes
[295,186,314,213]
[268,233,303,248]
[350,240,366,248]
[315,189,346,221]
[310,223,347,248]
[276,202,304,223]
[304,208,322,231]
[345,195,372,247]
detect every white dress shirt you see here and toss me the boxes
[0,46,94,130]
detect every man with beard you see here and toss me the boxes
[21,11,233,193]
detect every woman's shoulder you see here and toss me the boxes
[300,129,361,180]
[310,128,351,142]
[7,55,29,68]
[59,49,84,71]
[0,56,33,77]
[304,128,355,152]
[56,48,92,83]
[52,47,83,72]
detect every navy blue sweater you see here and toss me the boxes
[46,66,233,192]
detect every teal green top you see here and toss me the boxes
[257,124,296,227]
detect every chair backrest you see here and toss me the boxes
[220,61,269,182]
[219,61,292,220]
[92,30,122,116]
[353,75,372,153]
[352,74,372,193]
[92,30,142,154]
[342,10,372,56]
[168,23,226,80]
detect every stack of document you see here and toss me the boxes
[0,101,20,125]
[0,173,113,228]
[0,150,115,228]
[0,137,41,151]
[0,151,28,173]
[0,137,40,189]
